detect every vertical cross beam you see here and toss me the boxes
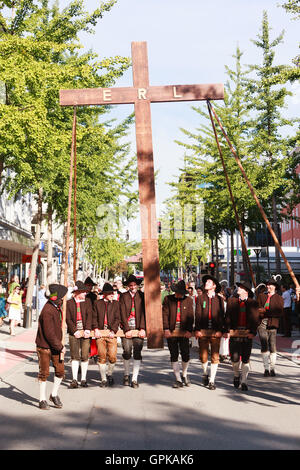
[132,42,163,349]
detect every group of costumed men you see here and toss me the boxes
[35,273,297,411]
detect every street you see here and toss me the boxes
[0,323,299,450]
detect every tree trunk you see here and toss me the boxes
[24,188,43,327]
[230,230,235,286]
[272,193,281,274]
[60,223,67,284]
[46,205,54,285]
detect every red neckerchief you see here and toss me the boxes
[176,300,181,322]
[238,298,247,327]
[76,301,82,322]
[264,294,272,311]
[104,300,108,326]
[128,293,136,321]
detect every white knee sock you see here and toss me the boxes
[232,361,240,377]
[123,359,130,376]
[241,363,250,383]
[107,362,115,376]
[171,362,182,382]
[210,363,218,383]
[132,359,141,382]
[81,361,88,381]
[270,352,277,370]
[71,360,80,381]
[182,361,189,378]
[202,361,209,376]
[98,363,107,381]
[262,352,270,370]
[52,376,62,397]
[39,381,47,402]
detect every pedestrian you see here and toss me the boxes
[0,292,6,327]
[66,281,93,388]
[161,282,169,303]
[93,283,120,387]
[114,277,127,294]
[35,283,68,410]
[112,282,122,301]
[6,283,22,335]
[119,274,146,388]
[257,279,284,377]
[224,281,260,391]
[281,285,292,337]
[194,275,225,390]
[163,280,194,388]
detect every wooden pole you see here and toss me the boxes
[73,109,77,282]
[62,107,76,353]
[209,100,300,295]
[207,101,256,288]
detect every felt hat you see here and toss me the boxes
[171,280,189,295]
[84,276,97,286]
[46,284,68,301]
[123,274,143,286]
[101,283,114,295]
[202,274,221,294]
[236,281,254,298]
[72,281,88,293]
[266,279,280,290]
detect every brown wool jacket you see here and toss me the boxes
[162,295,194,333]
[92,299,120,333]
[119,291,146,332]
[257,293,284,329]
[35,301,63,352]
[224,297,260,336]
[195,293,225,332]
[66,298,94,336]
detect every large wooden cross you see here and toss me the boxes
[60,41,224,349]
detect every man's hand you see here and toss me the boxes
[296,287,300,302]
[125,330,132,339]
[74,330,81,339]
[195,331,202,339]
[94,329,101,339]
[84,330,91,339]
[164,329,172,339]
[139,329,146,339]
[215,331,222,338]
[184,331,192,339]
[109,331,115,339]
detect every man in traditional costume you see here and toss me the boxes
[35,284,68,410]
[224,281,260,391]
[257,279,284,377]
[119,274,146,388]
[66,281,93,388]
[195,275,225,390]
[163,280,194,388]
[93,283,120,387]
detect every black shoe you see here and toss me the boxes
[131,380,139,389]
[172,380,183,389]
[123,375,130,386]
[241,383,248,391]
[49,394,63,408]
[202,375,209,387]
[39,400,50,410]
[233,376,240,389]
[264,370,270,377]
[182,376,191,387]
[270,369,276,377]
[80,380,88,387]
[107,376,114,387]
[69,379,79,389]
[208,382,216,390]
[100,380,108,388]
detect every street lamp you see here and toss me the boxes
[254,248,262,283]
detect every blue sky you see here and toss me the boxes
[61,0,299,238]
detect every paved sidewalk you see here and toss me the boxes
[0,324,299,450]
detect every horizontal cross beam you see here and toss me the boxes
[60,84,224,107]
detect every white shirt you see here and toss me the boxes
[282,290,292,308]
